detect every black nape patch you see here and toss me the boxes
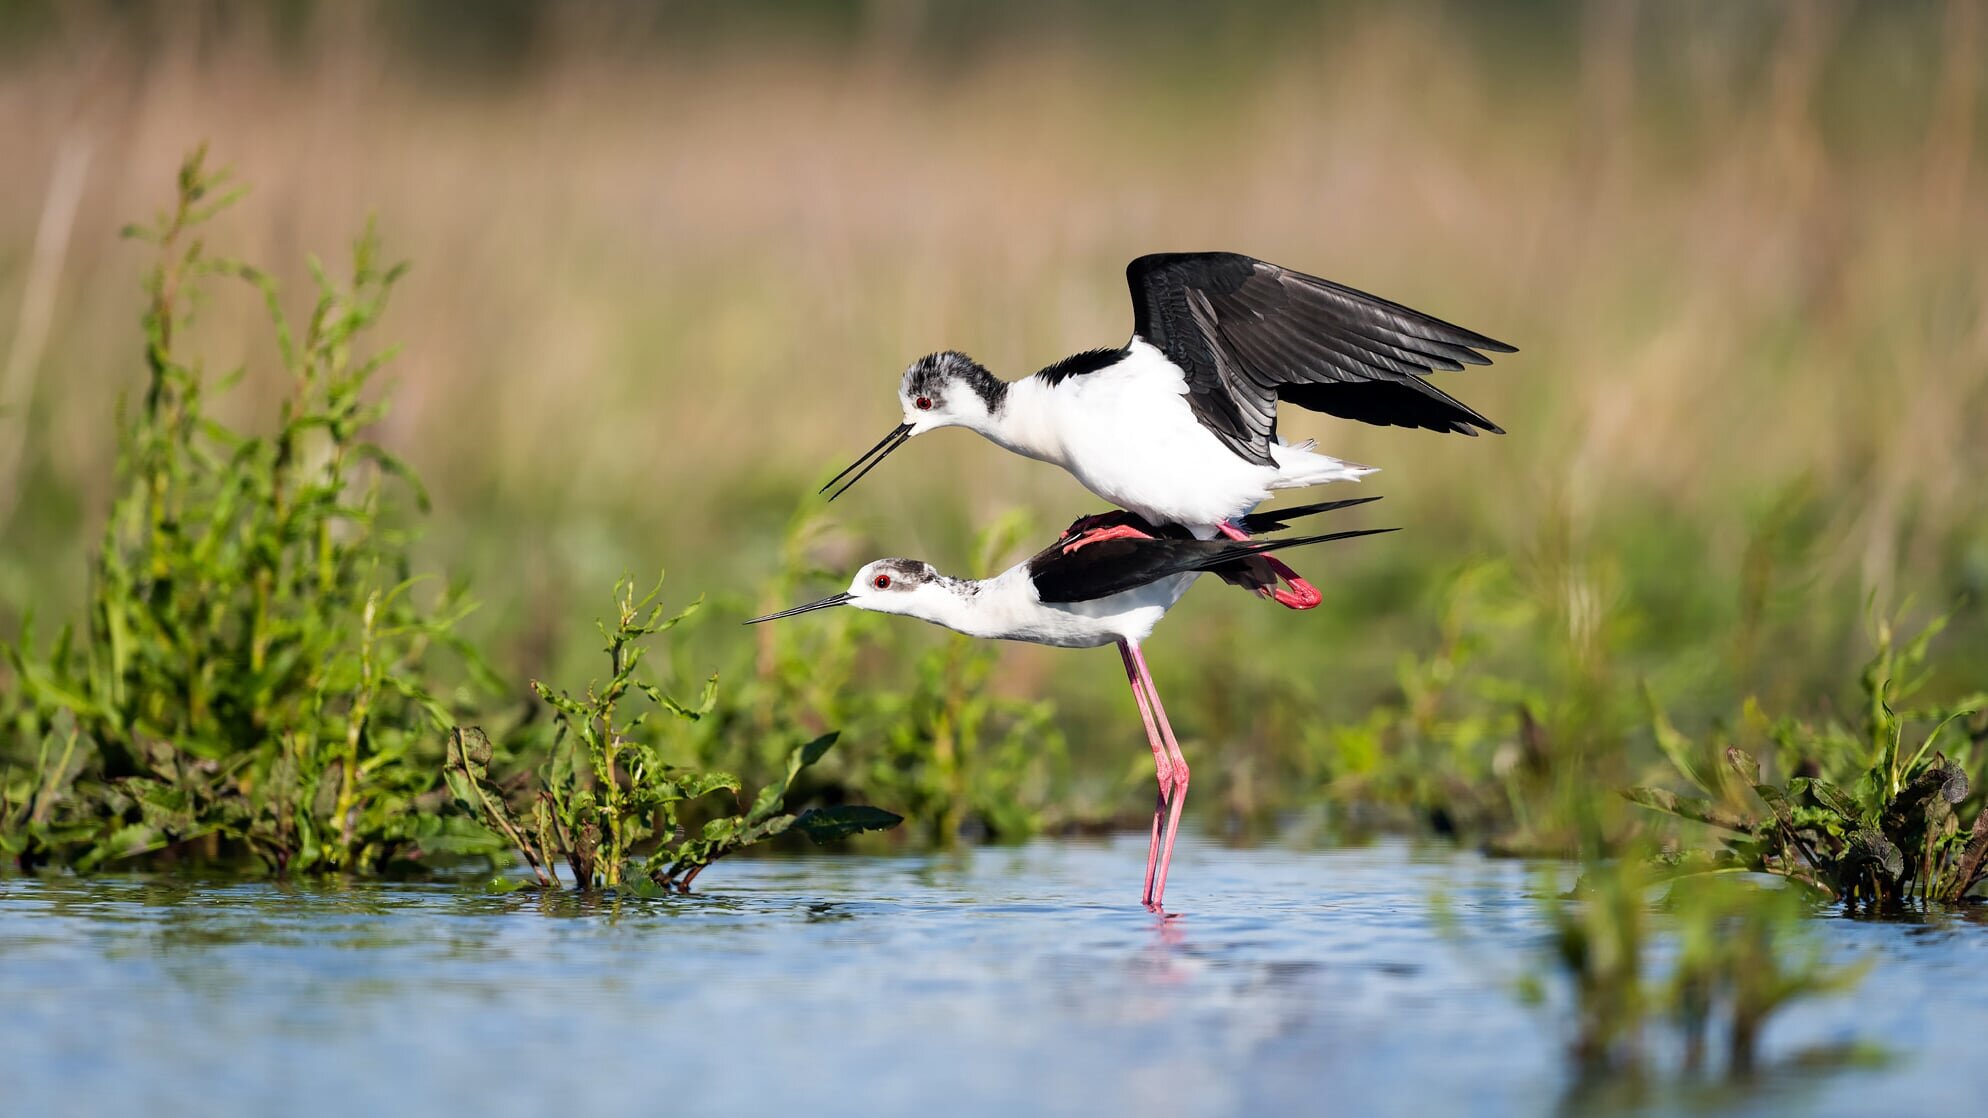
[1035,346,1127,386]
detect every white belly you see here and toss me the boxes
[1015,572,1197,648]
[1042,348,1280,526]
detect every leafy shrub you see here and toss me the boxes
[1629,614,1988,910]
[444,574,900,890]
[1,148,496,873]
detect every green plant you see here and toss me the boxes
[445,574,900,891]
[1628,613,1988,910]
[1300,561,1542,835]
[1,148,495,874]
[1528,828,1862,1090]
[1664,874,1861,1076]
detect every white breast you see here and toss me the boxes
[1004,341,1283,527]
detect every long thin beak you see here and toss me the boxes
[744,592,854,624]
[820,423,912,501]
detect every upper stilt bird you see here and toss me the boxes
[821,252,1513,607]
[747,496,1393,911]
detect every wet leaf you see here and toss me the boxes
[793,805,903,844]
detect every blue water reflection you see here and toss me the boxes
[1,837,1981,1116]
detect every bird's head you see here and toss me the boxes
[745,559,948,625]
[821,351,1004,501]
[898,350,1002,433]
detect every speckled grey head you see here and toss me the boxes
[900,351,1006,426]
[856,558,940,592]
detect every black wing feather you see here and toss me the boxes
[1126,252,1514,464]
[1028,524,1397,604]
[1028,538,1207,604]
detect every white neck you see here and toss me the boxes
[971,376,1066,467]
[897,570,1033,642]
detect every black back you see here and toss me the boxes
[1027,509,1395,604]
[1125,252,1514,465]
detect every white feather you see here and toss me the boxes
[973,339,1373,528]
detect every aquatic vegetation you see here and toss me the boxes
[1629,614,1988,910]
[1534,844,1865,1090]
[444,574,900,891]
[1,149,499,873]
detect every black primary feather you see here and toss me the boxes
[1125,252,1513,465]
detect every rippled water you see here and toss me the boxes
[2,837,1983,1116]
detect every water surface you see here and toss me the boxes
[2,837,1982,1116]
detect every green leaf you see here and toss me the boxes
[745,782,786,826]
[1847,829,1904,880]
[677,771,742,800]
[1796,777,1862,824]
[792,805,903,844]
[800,731,840,768]
[443,768,481,816]
[1646,686,1709,792]
[1622,787,1752,832]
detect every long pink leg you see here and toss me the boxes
[1219,520,1322,610]
[1125,640,1189,910]
[1118,639,1172,907]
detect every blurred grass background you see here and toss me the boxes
[2,0,1984,821]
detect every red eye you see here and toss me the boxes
[872,574,892,589]
[915,397,932,411]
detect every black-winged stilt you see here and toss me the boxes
[821,252,1512,605]
[747,497,1393,911]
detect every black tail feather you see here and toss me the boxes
[1234,495,1383,535]
[1192,527,1400,573]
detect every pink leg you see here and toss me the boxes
[1219,520,1322,611]
[1063,523,1156,555]
[1125,640,1189,911]
[1119,640,1172,907]
[1059,512,1130,540]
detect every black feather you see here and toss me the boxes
[1028,522,1397,604]
[1124,252,1512,463]
[1233,495,1383,534]
[1036,346,1128,386]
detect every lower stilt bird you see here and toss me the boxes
[747,497,1392,910]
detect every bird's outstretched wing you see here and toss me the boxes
[1027,525,1396,604]
[1126,253,1515,465]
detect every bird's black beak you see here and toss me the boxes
[744,592,854,624]
[820,423,912,502]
